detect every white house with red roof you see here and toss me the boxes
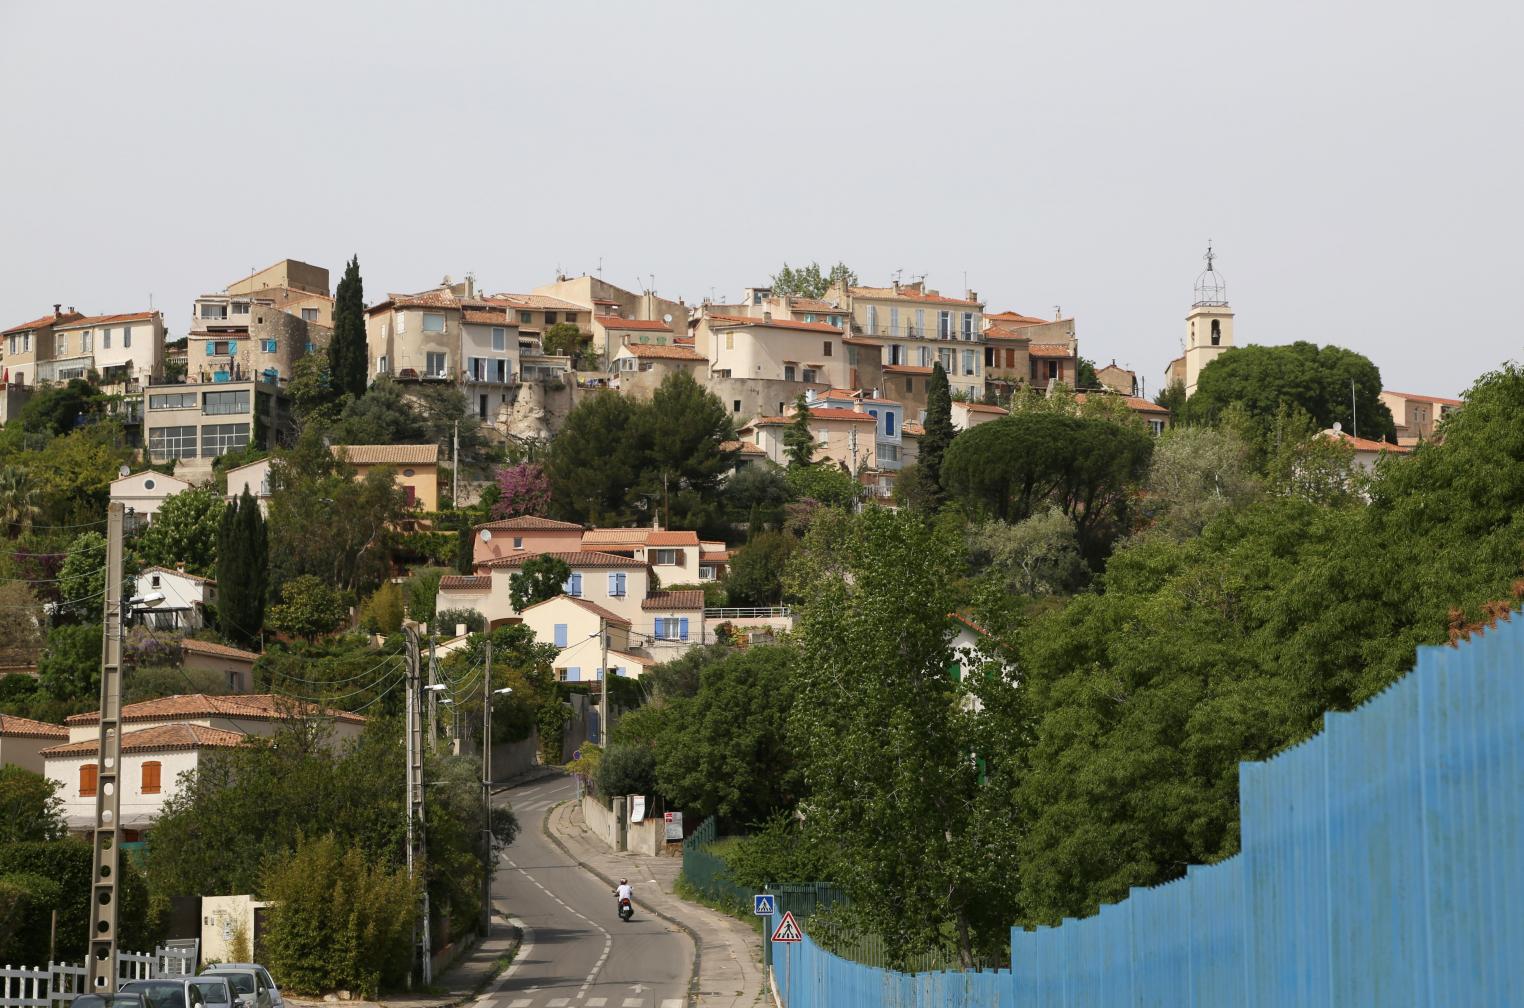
[135,565,217,631]
[695,310,852,389]
[1322,427,1412,474]
[42,694,365,834]
[950,400,1010,431]
[44,311,166,392]
[739,401,881,471]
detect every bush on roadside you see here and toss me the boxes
[261,834,415,998]
[595,743,656,799]
[0,872,62,964]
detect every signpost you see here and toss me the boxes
[663,810,684,842]
[770,910,802,943]
[753,894,776,916]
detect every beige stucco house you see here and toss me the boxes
[46,311,166,393]
[696,311,852,390]
[820,280,987,399]
[331,443,440,513]
[739,403,880,472]
[473,515,586,566]
[1379,390,1461,446]
[3,306,85,387]
[135,566,216,631]
[0,714,68,775]
[110,470,194,528]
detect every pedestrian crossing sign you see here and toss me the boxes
[754,894,775,916]
[771,910,803,943]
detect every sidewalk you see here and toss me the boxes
[543,797,770,1008]
[286,914,521,1008]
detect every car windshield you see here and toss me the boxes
[121,983,185,1008]
[208,974,255,996]
[73,996,145,1008]
[190,982,230,1005]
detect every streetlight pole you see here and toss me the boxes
[85,502,125,994]
[404,627,435,987]
[481,637,512,936]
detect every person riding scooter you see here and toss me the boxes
[613,878,634,921]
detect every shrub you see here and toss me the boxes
[261,834,415,998]
[0,840,151,961]
[595,744,657,799]
[433,608,485,638]
[359,581,403,636]
[0,872,62,964]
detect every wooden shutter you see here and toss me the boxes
[142,760,162,795]
[80,764,98,797]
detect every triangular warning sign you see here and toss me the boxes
[771,910,803,942]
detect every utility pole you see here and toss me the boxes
[427,638,439,746]
[452,420,460,510]
[598,617,609,748]
[85,502,125,994]
[1351,378,1359,440]
[480,637,493,936]
[403,627,432,986]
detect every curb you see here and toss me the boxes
[540,796,704,1006]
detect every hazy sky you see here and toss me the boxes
[2,0,1519,398]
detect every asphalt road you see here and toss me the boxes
[485,775,689,1008]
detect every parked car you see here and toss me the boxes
[186,976,236,1008]
[198,968,271,1008]
[71,995,149,1008]
[211,964,283,1008]
[118,979,208,1008]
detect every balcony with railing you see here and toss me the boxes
[855,321,984,343]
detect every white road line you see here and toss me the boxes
[504,854,613,1002]
[547,999,570,1007]
[476,913,535,1008]
[661,1000,685,1008]
[587,999,608,1007]
[506,1001,531,1008]
[622,999,644,1008]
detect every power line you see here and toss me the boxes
[2,565,108,585]
[271,662,407,704]
[264,650,407,687]
[350,671,410,713]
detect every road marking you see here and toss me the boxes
[506,1001,531,1008]
[504,854,614,1002]
[547,999,570,1007]
[586,1000,608,1007]
[622,999,644,1007]
[661,1000,685,1008]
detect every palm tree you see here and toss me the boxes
[0,467,40,537]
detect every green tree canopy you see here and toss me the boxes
[268,575,348,642]
[724,531,794,607]
[1184,341,1397,441]
[0,766,65,843]
[769,261,856,299]
[329,377,426,445]
[784,463,857,508]
[907,362,956,509]
[217,489,268,647]
[546,392,645,525]
[509,554,571,612]
[782,395,815,468]
[328,255,367,401]
[18,379,103,436]
[132,486,224,577]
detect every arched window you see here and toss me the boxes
[142,761,162,795]
[1211,319,1221,346]
[80,764,98,797]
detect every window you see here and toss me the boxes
[142,760,162,795]
[565,666,581,682]
[377,355,389,374]
[919,346,930,367]
[802,368,817,383]
[202,390,250,415]
[816,429,829,445]
[885,412,896,436]
[519,311,533,325]
[889,345,903,366]
[1211,319,1221,346]
[81,331,94,352]
[733,400,742,413]
[150,574,161,588]
[651,549,679,566]
[699,565,715,579]
[963,312,974,338]
[149,426,197,459]
[123,326,132,348]
[1149,419,1166,435]
[554,624,568,647]
[56,334,68,355]
[544,311,557,325]
[783,365,796,382]
[103,329,112,349]
[149,392,196,410]
[301,308,319,322]
[905,378,915,392]
[654,617,690,641]
[889,306,899,335]
[231,302,250,315]
[608,572,627,596]
[260,339,277,353]
[207,340,239,356]
[80,764,98,797]
[512,536,524,549]
[939,311,952,338]
[200,303,228,319]
[403,486,416,506]
[201,423,250,457]
[396,314,406,333]
[822,341,833,357]
[426,351,447,376]
[306,342,315,353]
[495,358,507,382]
[422,313,446,333]
[564,573,583,596]
[1047,360,1060,381]
[491,328,507,351]
[879,444,900,462]
[725,332,734,350]
[962,349,977,376]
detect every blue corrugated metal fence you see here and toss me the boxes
[773,618,1524,1007]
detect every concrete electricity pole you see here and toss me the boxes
[85,502,126,994]
[403,627,432,986]
[598,617,609,747]
[427,637,439,745]
[480,638,493,935]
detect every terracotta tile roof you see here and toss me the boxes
[53,312,157,330]
[489,294,585,312]
[948,611,990,636]
[143,565,216,586]
[1325,430,1412,454]
[648,530,700,546]
[983,325,1034,342]
[719,440,766,456]
[841,335,884,347]
[384,289,459,310]
[986,310,1049,325]
[956,402,1009,414]
[581,528,650,547]
[785,298,841,312]
[850,286,981,306]
[478,516,584,532]
[642,589,706,611]
[592,298,620,306]
[179,638,259,661]
[42,723,248,757]
[1384,390,1463,406]
[440,575,493,590]
[621,343,706,361]
[1028,344,1074,358]
[902,421,926,436]
[749,407,877,426]
[700,550,730,563]
[0,714,67,740]
[884,365,933,375]
[66,693,365,727]
[597,316,670,331]
[707,314,842,334]
[1075,392,1171,415]
[479,550,649,570]
[606,649,653,666]
[4,311,84,335]
[331,444,439,465]
[523,595,631,626]
[462,309,514,326]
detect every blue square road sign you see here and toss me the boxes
[753,894,776,916]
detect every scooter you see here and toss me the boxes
[617,896,634,922]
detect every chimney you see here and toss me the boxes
[892,280,900,293]
[455,623,467,639]
[966,290,978,303]
[176,562,186,573]
[53,303,62,317]
[762,311,772,323]
[67,306,76,314]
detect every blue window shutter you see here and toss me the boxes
[618,572,626,595]
[566,666,580,682]
[588,707,599,742]
[608,573,618,595]
[616,666,627,677]
[554,624,567,648]
[569,573,582,596]
[654,618,666,639]
[886,412,895,436]
[679,617,689,641]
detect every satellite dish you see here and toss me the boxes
[1332,422,1343,433]
[118,464,131,478]
[479,529,492,542]
[663,313,673,324]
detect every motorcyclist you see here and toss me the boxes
[614,878,634,917]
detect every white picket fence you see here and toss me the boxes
[0,948,195,1008]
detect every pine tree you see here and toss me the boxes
[783,394,815,468]
[915,362,956,508]
[328,255,367,401]
[217,489,268,648]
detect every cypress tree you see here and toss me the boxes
[217,489,268,648]
[783,394,815,468]
[328,255,367,401]
[916,362,956,507]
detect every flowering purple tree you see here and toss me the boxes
[492,462,551,519]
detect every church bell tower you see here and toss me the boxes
[1184,243,1234,397]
